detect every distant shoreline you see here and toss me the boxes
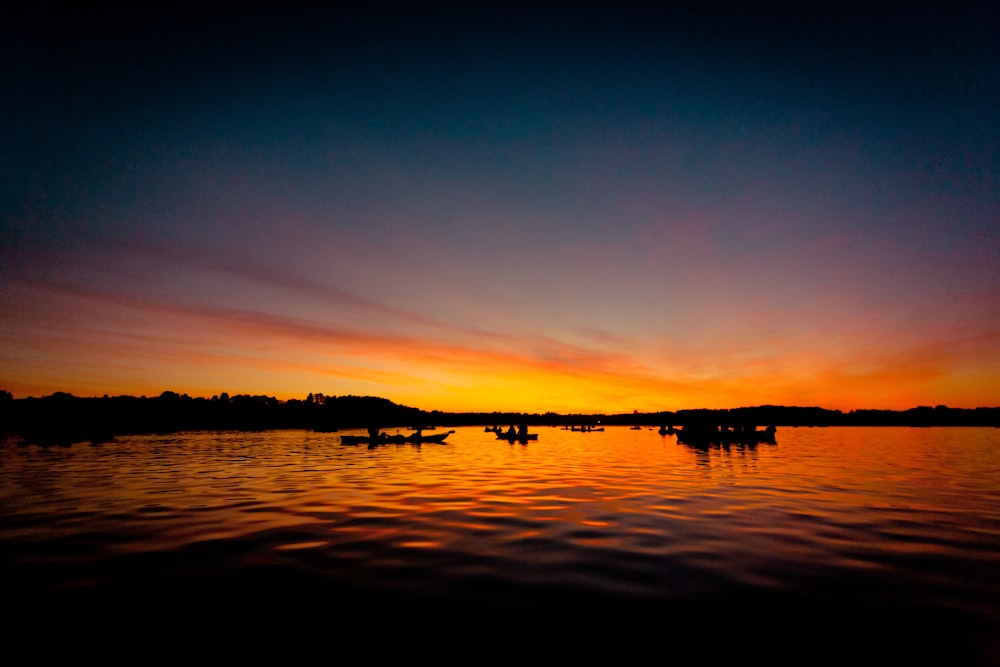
[1,391,997,446]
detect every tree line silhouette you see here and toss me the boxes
[0,389,997,446]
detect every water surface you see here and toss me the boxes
[3,426,998,661]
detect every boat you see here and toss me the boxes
[340,430,454,445]
[674,425,776,446]
[497,432,538,442]
[570,426,604,432]
[18,425,117,447]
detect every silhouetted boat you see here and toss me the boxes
[496,432,538,442]
[18,425,116,446]
[675,425,776,446]
[570,426,604,432]
[340,430,454,445]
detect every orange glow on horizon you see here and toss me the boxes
[1,279,997,414]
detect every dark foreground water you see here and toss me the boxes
[3,426,998,662]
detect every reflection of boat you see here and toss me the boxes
[341,430,454,445]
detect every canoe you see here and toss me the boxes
[496,432,538,442]
[341,430,454,445]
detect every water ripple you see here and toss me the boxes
[3,426,999,661]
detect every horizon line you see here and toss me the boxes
[3,389,998,415]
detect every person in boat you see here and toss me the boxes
[367,425,380,443]
[505,425,516,438]
[517,423,528,439]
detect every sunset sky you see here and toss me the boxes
[2,3,998,414]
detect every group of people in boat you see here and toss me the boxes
[368,425,426,443]
[487,424,530,439]
[675,422,778,441]
[570,424,601,432]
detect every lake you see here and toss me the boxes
[2,425,998,662]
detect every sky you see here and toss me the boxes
[2,2,998,414]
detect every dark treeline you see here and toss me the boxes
[0,390,997,446]
[0,391,422,445]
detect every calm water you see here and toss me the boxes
[3,426,999,661]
